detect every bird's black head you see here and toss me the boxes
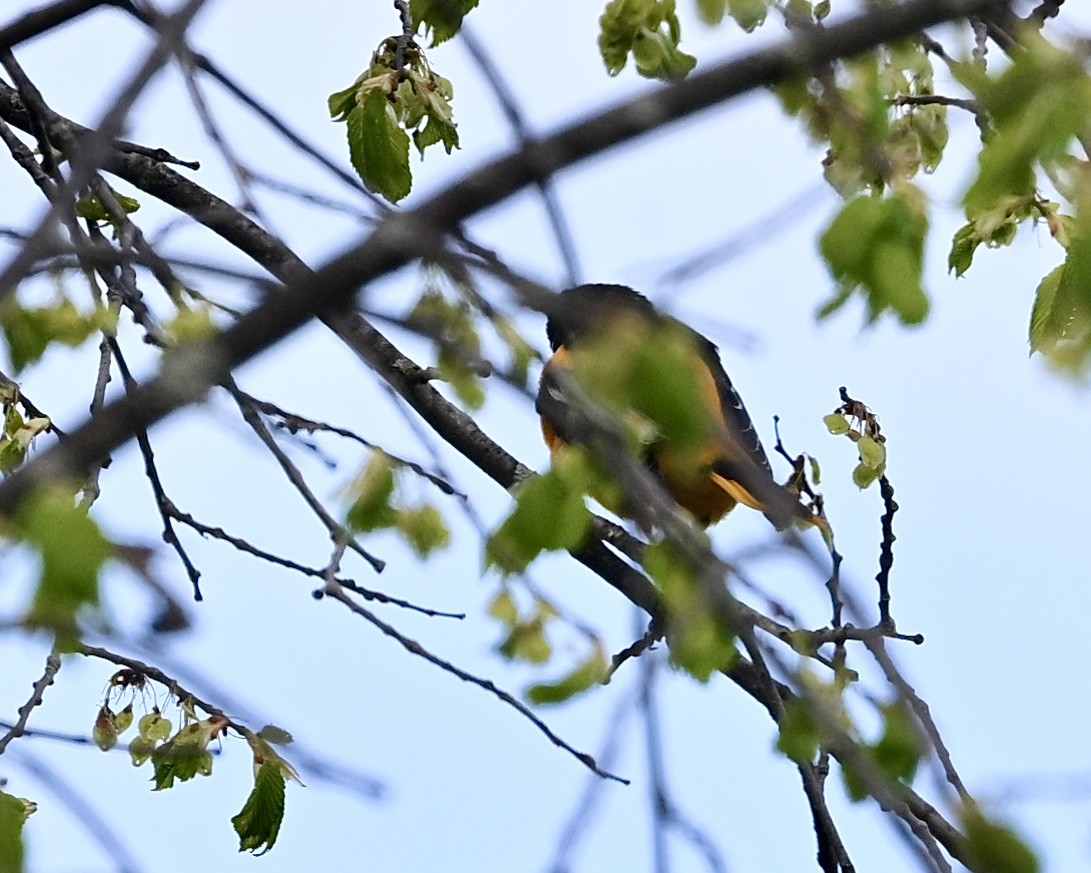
[545,284,657,351]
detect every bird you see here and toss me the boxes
[536,283,808,529]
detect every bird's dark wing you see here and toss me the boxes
[687,327,773,475]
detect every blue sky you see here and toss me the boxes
[2,2,1090,871]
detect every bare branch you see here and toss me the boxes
[0,0,119,52]
[321,580,630,785]
[0,650,61,756]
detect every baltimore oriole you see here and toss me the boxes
[536,284,807,529]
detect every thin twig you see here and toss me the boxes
[0,650,61,756]
[109,337,203,600]
[640,652,728,873]
[167,502,460,618]
[322,580,629,785]
[12,746,146,873]
[226,379,386,573]
[78,643,236,726]
[458,24,582,286]
[544,679,639,873]
[876,474,898,626]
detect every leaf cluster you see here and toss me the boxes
[328,36,458,202]
[598,0,696,81]
[346,450,451,559]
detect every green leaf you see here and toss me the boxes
[114,703,134,734]
[437,347,486,410]
[2,299,102,373]
[347,90,412,203]
[327,83,359,121]
[129,735,157,767]
[232,761,287,855]
[872,702,922,787]
[526,645,609,704]
[963,811,1040,873]
[0,789,35,873]
[165,305,216,344]
[839,702,921,801]
[822,413,850,435]
[852,461,880,490]
[1028,264,1066,355]
[0,408,49,475]
[598,0,695,81]
[410,0,480,46]
[393,504,450,557]
[727,0,769,32]
[22,487,111,638]
[1027,213,1091,369]
[775,698,820,764]
[573,321,715,451]
[857,435,886,471]
[912,104,948,173]
[645,541,735,682]
[485,454,593,574]
[75,188,140,224]
[818,190,929,325]
[960,37,1091,215]
[138,711,172,743]
[151,744,213,790]
[257,725,294,745]
[346,452,397,532]
[948,223,978,277]
[486,589,518,625]
[151,717,226,790]
[695,0,726,24]
[498,617,552,663]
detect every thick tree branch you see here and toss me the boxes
[0,0,119,52]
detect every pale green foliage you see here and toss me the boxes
[93,672,298,853]
[0,400,50,474]
[961,810,1040,873]
[164,302,217,344]
[841,702,922,802]
[598,0,696,81]
[644,541,735,682]
[410,0,480,46]
[232,762,287,855]
[488,589,556,663]
[823,397,887,490]
[818,187,929,326]
[776,698,820,764]
[233,731,300,855]
[485,449,595,574]
[488,587,607,704]
[570,319,717,451]
[407,286,486,410]
[526,642,609,704]
[776,41,945,197]
[696,0,769,31]
[22,486,111,639]
[74,185,140,236]
[329,36,458,202]
[151,715,229,790]
[0,790,35,873]
[345,451,452,560]
[952,35,1091,370]
[1,296,111,373]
